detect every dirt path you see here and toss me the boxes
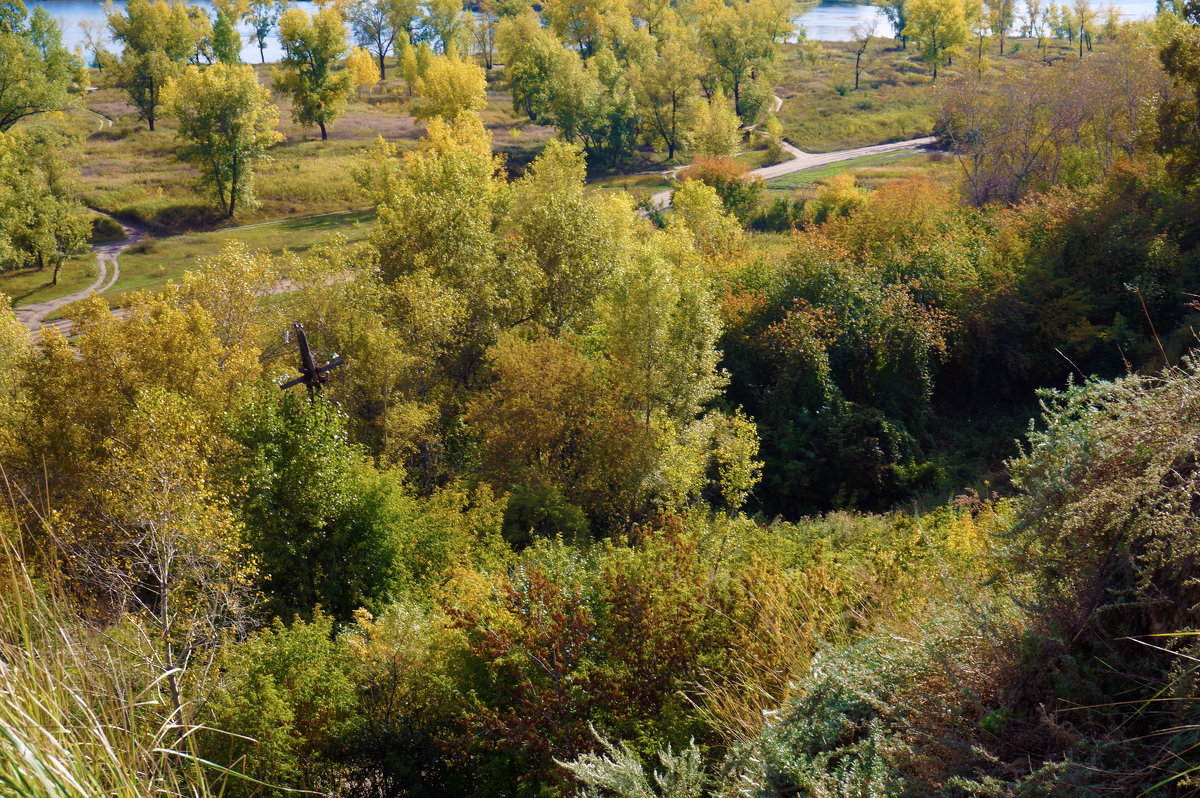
[14,214,147,336]
[650,134,937,210]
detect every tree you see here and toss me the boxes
[677,155,764,222]
[694,0,782,120]
[78,19,111,73]
[601,238,725,431]
[541,0,623,57]
[348,0,419,79]
[883,0,911,47]
[246,0,284,63]
[669,177,743,262]
[472,0,499,69]
[162,62,282,217]
[850,18,879,90]
[210,8,241,63]
[687,92,741,156]
[497,13,566,122]
[467,334,653,530]
[985,0,1015,53]
[107,0,204,131]
[629,35,700,160]
[1072,0,1096,56]
[274,6,354,140]
[509,140,621,332]
[546,46,640,169]
[347,45,380,93]
[420,0,466,54]
[413,49,487,122]
[1157,12,1200,182]
[225,392,411,622]
[907,0,968,80]
[84,389,258,724]
[0,4,80,131]
[0,130,91,285]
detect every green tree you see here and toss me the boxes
[1158,11,1200,182]
[686,91,741,156]
[509,140,621,332]
[497,13,566,122]
[107,0,204,130]
[163,62,282,218]
[274,6,354,140]
[348,0,419,79]
[601,235,725,431]
[629,34,700,160]
[78,19,111,72]
[225,392,411,623]
[420,0,466,54]
[364,115,516,416]
[0,130,91,285]
[693,0,783,120]
[246,0,284,63]
[201,611,361,795]
[883,0,911,47]
[0,3,80,131]
[985,0,1015,52]
[547,46,640,169]
[210,7,241,63]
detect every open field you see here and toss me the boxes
[1,209,373,313]
[67,67,554,236]
[765,149,960,192]
[82,208,375,310]
[775,35,1098,151]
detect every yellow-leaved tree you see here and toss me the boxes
[347,44,380,93]
[163,62,282,218]
[907,0,969,80]
[413,48,487,122]
[273,7,354,139]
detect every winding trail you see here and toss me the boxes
[650,94,936,210]
[14,214,147,336]
[651,134,937,210]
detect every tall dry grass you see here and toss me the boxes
[0,532,219,798]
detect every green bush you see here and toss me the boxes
[89,214,125,244]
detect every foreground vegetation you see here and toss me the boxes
[3,0,1200,794]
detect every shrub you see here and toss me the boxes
[677,156,765,223]
[89,213,125,244]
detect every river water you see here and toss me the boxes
[28,0,1170,59]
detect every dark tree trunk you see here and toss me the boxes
[319,120,328,140]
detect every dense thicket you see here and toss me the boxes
[3,4,1200,797]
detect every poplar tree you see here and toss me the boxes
[274,7,354,140]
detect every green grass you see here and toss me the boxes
[0,254,98,308]
[98,208,375,308]
[766,150,952,190]
[774,36,1097,152]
